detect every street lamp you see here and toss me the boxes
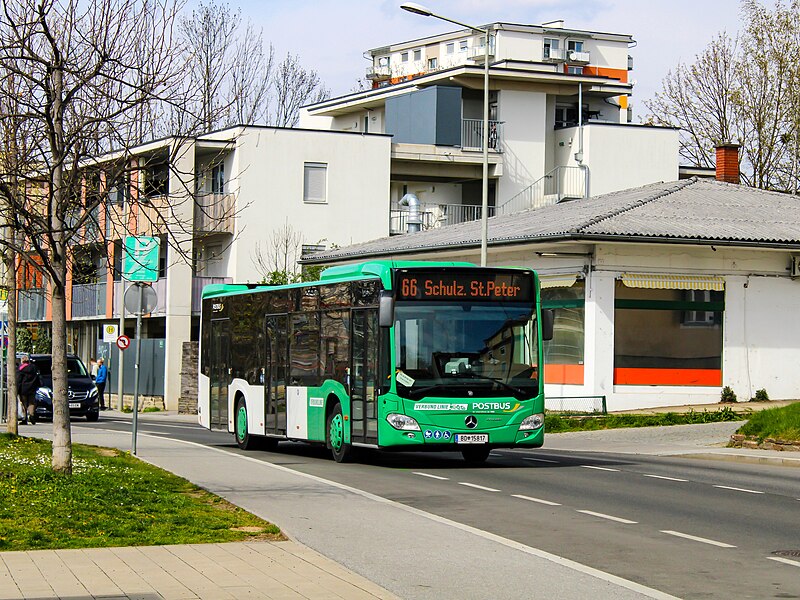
[400,3,491,267]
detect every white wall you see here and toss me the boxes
[228,127,391,283]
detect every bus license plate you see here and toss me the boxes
[69,402,81,409]
[456,434,488,444]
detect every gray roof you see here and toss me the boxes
[304,178,800,263]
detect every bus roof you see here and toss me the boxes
[201,259,477,300]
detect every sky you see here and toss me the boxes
[220,0,744,120]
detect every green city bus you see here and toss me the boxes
[198,260,552,463]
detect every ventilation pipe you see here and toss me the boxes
[400,193,422,233]
[575,83,590,198]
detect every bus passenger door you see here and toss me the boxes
[210,318,230,429]
[351,308,379,444]
[266,314,288,435]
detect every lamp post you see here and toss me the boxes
[400,3,491,266]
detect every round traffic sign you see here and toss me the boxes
[116,334,131,351]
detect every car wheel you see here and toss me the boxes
[86,411,99,422]
[461,446,491,464]
[327,403,353,463]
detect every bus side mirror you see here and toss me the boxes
[379,291,394,327]
[541,309,555,341]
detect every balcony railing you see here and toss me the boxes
[468,41,495,61]
[567,50,591,64]
[390,202,496,235]
[497,166,586,216]
[366,65,391,80]
[461,119,503,152]
[544,48,567,62]
[18,289,47,322]
[194,193,235,235]
[71,282,107,318]
[192,276,232,314]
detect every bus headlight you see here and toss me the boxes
[519,413,544,430]
[386,413,421,431]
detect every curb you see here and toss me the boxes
[677,452,800,468]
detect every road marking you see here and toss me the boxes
[412,472,449,481]
[643,474,688,482]
[767,556,800,568]
[521,457,559,464]
[580,465,620,472]
[577,510,637,524]
[458,482,500,492]
[713,485,764,495]
[660,530,736,548]
[511,494,561,506]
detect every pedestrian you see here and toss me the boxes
[18,353,41,425]
[90,357,98,379]
[95,357,108,410]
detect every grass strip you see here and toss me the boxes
[0,434,283,551]
[736,402,800,442]
[545,406,745,433]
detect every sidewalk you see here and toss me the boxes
[9,420,679,600]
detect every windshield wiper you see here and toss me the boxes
[444,371,529,399]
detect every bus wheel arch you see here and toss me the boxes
[234,394,254,450]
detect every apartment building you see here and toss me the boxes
[300,20,678,233]
[16,126,391,409]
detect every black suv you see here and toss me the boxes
[31,354,100,422]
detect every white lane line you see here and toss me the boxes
[580,465,620,472]
[458,482,500,492]
[577,510,637,524]
[643,474,688,482]
[713,485,764,495]
[511,494,561,506]
[522,457,559,464]
[412,472,449,481]
[767,556,800,568]
[660,530,736,548]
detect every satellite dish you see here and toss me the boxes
[124,283,158,315]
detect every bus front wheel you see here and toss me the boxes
[327,403,353,463]
[461,446,491,464]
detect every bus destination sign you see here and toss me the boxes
[395,269,534,302]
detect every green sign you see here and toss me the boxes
[123,236,160,282]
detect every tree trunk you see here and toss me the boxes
[4,241,17,435]
[50,260,71,473]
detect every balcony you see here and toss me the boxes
[461,119,504,152]
[194,193,235,235]
[544,48,567,62]
[18,289,46,322]
[71,282,107,318]
[468,41,495,62]
[567,50,591,64]
[192,276,232,314]
[390,202,496,235]
[366,65,391,81]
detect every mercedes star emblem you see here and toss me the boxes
[465,415,478,429]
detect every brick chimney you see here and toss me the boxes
[715,143,740,184]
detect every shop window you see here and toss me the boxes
[614,283,724,386]
[541,278,585,385]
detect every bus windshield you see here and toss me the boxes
[393,301,539,400]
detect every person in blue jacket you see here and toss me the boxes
[95,357,108,410]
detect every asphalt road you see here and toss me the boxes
[79,416,800,600]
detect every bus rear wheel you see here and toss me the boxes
[327,403,353,463]
[235,398,257,450]
[461,446,491,464]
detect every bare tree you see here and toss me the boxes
[272,52,329,127]
[0,0,182,473]
[644,0,800,191]
[229,23,274,125]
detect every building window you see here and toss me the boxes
[446,42,454,54]
[303,162,327,204]
[613,283,724,386]
[211,163,224,194]
[144,163,169,199]
[106,172,128,205]
[401,52,408,62]
[542,278,585,385]
[568,40,584,52]
[428,57,437,70]
[459,40,468,52]
[543,37,560,59]
[413,48,421,61]
[567,66,584,75]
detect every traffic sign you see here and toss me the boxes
[123,236,160,282]
[103,324,119,343]
[116,335,131,351]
